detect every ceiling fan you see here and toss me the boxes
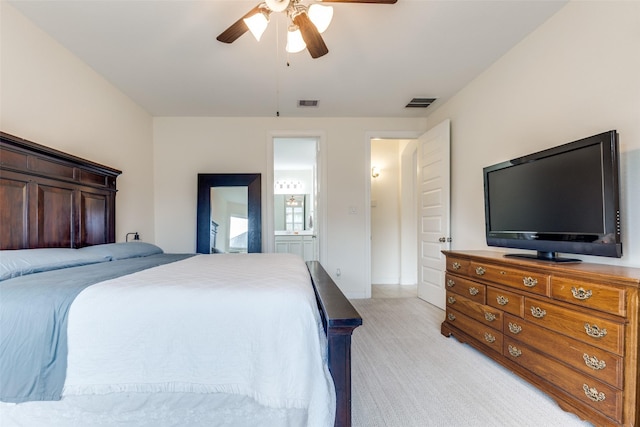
[216,0,397,59]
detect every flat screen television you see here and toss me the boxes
[483,130,621,262]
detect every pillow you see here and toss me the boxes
[0,248,110,281]
[78,242,163,260]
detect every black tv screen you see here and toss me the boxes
[483,130,621,262]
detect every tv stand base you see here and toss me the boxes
[504,252,582,263]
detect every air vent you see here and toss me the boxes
[405,98,437,108]
[298,100,319,107]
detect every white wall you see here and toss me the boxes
[424,0,640,268]
[153,117,423,298]
[370,139,401,284]
[399,140,418,285]
[0,3,155,243]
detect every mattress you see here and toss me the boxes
[0,252,335,427]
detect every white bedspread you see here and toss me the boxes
[62,253,335,426]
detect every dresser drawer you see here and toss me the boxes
[446,292,503,332]
[442,250,640,427]
[552,277,626,317]
[504,338,623,423]
[487,287,524,317]
[445,273,486,304]
[445,308,503,354]
[503,314,623,388]
[469,261,550,297]
[524,297,624,355]
[446,257,469,275]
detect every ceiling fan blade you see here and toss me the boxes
[320,0,397,3]
[293,13,329,59]
[216,4,262,43]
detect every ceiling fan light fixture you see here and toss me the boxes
[307,4,333,33]
[265,0,290,13]
[286,25,306,53]
[217,0,396,58]
[244,10,270,41]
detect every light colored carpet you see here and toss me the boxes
[350,297,594,427]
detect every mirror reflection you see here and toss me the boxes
[211,187,248,253]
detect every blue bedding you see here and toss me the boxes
[0,253,194,403]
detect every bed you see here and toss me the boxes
[0,131,362,427]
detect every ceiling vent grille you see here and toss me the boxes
[405,98,436,108]
[298,100,319,107]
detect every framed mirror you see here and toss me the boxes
[196,173,261,254]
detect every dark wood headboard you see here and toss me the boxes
[0,132,121,250]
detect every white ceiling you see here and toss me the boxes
[9,0,567,118]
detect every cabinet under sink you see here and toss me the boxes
[274,234,317,261]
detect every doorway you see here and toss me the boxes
[365,124,450,304]
[370,138,418,289]
[270,136,322,262]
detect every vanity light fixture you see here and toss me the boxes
[274,180,304,193]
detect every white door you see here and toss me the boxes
[417,120,451,309]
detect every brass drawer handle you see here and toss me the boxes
[484,312,496,322]
[583,384,606,402]
[447,296,456,304]
[452,262,462,270]
[508,322,522,334]
[583,353,607,371]
[447,313,456,321]
[530,306,546,319]
[496,295,509,306]
[483,332,496,343]
[523,276,538,287]
[468,287,479,296]
[571,287,593,300]
[475,266,485,276]
[584,323,607,339]
[508,345,522,357]
[446,279,455,288]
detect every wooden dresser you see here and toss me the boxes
[440,250,640,427]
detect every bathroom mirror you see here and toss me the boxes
[274,194,311,232]
[196,173,261,254]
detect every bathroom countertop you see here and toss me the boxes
[274,230,315,236]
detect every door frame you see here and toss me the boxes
[266,131,327,263]
[365,130,422,298]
